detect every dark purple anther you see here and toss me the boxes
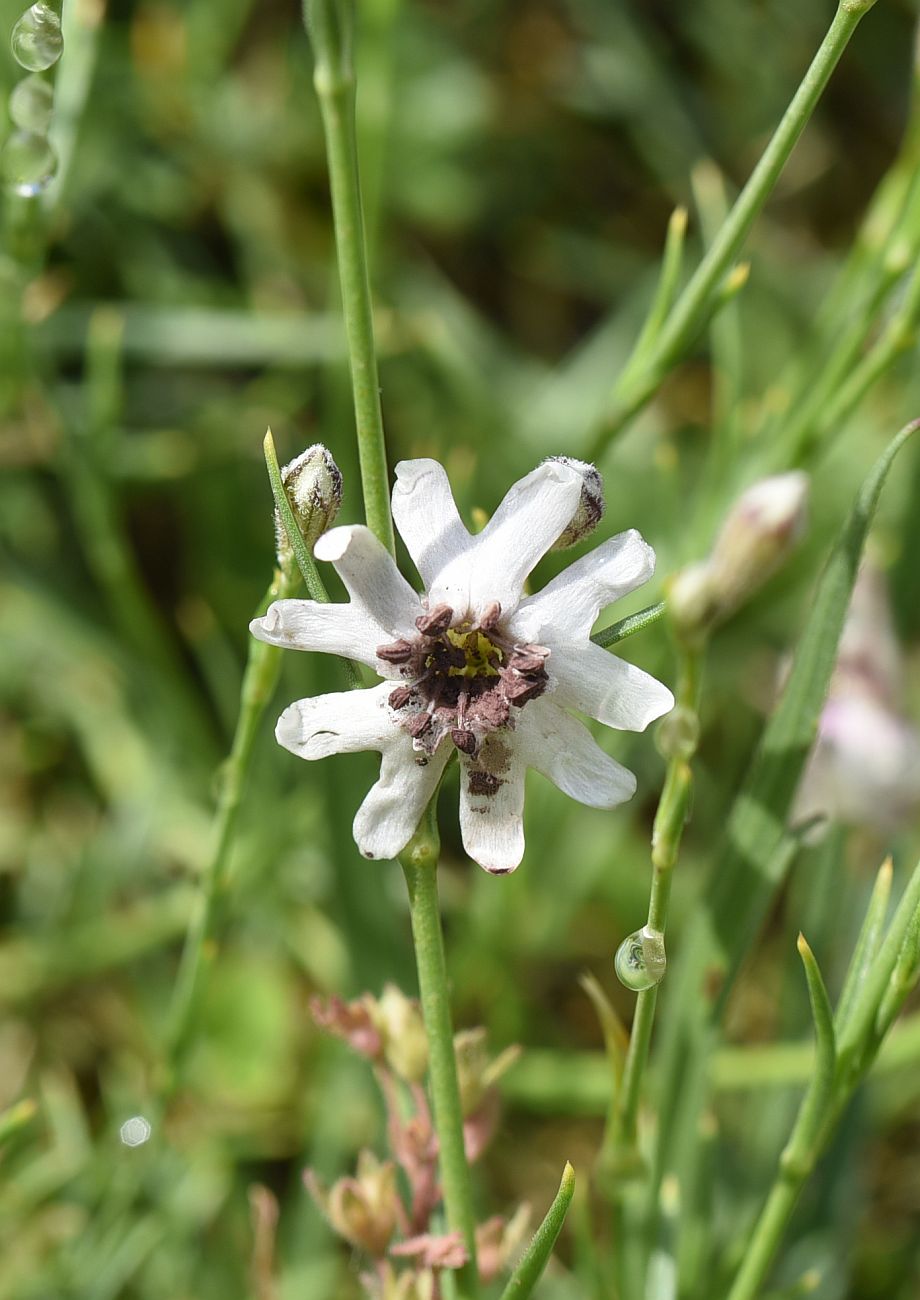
[376,639,414,664]
[415,604,453,637]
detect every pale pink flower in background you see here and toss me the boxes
[251,457,673,873]
[794,559,920,832]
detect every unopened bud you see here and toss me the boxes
[371,984,429,1083]
[274,442,343,570]
[546,456,605,550]
[671,471,809,638]
[305,1151,399,1257]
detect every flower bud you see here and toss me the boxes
[274,442,343,570]
[671,471,809,639]
[305,1151,400,1257]
[369,984,429,1084]
[545,456,605,550]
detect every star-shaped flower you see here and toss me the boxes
[251,458,673,873]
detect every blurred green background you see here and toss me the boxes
[3,0,920,1296]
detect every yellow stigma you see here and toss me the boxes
[443,627,502,678]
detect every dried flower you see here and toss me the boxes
[251,458,673,872]
[310,994,383,1061]
[371,984,429,1084]
[390,1231,469,1271]
[305,1151,400,1257]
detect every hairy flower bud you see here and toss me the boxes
[546,456,605,550]
[274,442,343,570]
[670,471,809,639]
[305,1151,399,1257]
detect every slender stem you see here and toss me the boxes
[307,0,395,553]
[727,939,836,1300]
[399,807,480,1298]
[589,0,873,456]
[604,647,701,1164]
[163,568,296,1084]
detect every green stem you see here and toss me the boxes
[589,0,875,456]
[163,569,296,1083]
[307,0,395,553]
[399,807,480,1298]
[604,647,701,1165]
[725,942,835,1300]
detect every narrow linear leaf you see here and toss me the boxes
[876,906,920,1039]
[837,856,920,1073]
[579,972,629,1088]
[592,602,666,648]
[500,1162,576,1300]
[785,935,836,1155]
[835,857,893,1034]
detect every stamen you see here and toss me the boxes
[451,728,477,755]
[388,685,413,710]
[376,638,413,664]
[416,604,453,636]
[406,712,432,739]
[479,601,501,632]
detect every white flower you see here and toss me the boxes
[250,458,674,873]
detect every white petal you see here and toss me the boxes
[354,740,452,861]
[391,459,471,592]
[513,698,637,807]
[315,525,422,638]
[275,682,394,759]
[461,460,585,618]
[458,734,526,874]
[511,530,656,642]
[549,640,674,731]
[250,600,391,672]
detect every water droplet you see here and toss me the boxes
[119,1115,152,1147]
[615,926,667,992]
[10,4,63,72]
[0,129,58,196]
[9,74,53,132]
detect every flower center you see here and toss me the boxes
[376,602,550,756]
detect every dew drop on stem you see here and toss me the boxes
[615,926,667,992]
[10,3,63,72]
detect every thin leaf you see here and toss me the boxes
[500,1163,576,1299]
[837,856,920,1076]
[835,857,893,1034]
[785,935,836,1162]
[591,601,666,648]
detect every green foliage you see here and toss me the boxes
[3,1,920,1298]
